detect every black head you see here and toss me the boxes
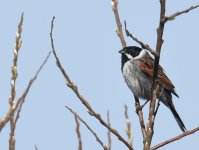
[119,46,142,58]
[119,46,143,70]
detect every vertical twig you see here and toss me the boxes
[74,114,83,150]
[35,145,39,150]
[9,12,24,150]
[111,0,126,47]
[124,105,133,148]
[134,96,147,141]
[107,111,112,150]
[145,0,166,149]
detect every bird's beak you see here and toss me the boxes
[119,49,126,54]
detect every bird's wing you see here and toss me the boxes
[138,55,175,91]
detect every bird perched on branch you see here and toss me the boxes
[119,46,186,132]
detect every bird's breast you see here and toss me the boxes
[122,60,152,100]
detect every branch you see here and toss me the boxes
[124,21,159,57]
[134,96,146,140]
[107,111,112,150]
[151,126,199,150]
[111,0,126,47]
[50,17,133,150]
[124,105,133,148]
[66,106,108,150]
[0,51,51,132]
[74,114,82,150]
[145,0,166,149]
[9,12,24,150]
[164,4,199,22]
[14,51,51,125]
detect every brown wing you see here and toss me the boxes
[138,55,175,91]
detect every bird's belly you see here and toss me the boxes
[122,61,152,100]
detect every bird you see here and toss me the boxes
[119,46,186,132]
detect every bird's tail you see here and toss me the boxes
[167,101,186,132]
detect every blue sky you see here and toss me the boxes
[0,1,199,150]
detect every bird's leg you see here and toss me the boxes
[136,100,149,112]
[134,95,149,113]
[154,100,161,117]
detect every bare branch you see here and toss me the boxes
[151,126,199,150]
[124,105,133,148]
[66,106,108,150]
[124,21,159,57]
[50,17,133,150]
[145,0,166,149]
[74,114,83,150]
[107,111,112,150]
[111,0,126,47]
[134,96,146,140]
[14,51,51,125]
[164,5,199,22]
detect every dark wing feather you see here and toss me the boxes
[138,55,176,92]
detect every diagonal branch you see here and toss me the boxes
[150,126,199,150]
[66,106,108,150]
[14,51,51,125]
[124,21,159,57]
[0,51,51,133]
[164,4,199,22]
[50,17,133,150]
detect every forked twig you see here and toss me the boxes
[66,106,108,150]
[124,21,159,57]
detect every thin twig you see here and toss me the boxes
[124,21,159,57]
[164,5,199,22]
[124,105,133,148]
[134,96,146,140]
[35,145,39,150]
[74,114,83,150]
[151,126,199,150]
[0,51,51,132]
[50,17,133,150]
[14,51,51,125]
[66,106,108,150]
[9,12,24,150]
[111,0,126,47]
[107,110,112,150]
